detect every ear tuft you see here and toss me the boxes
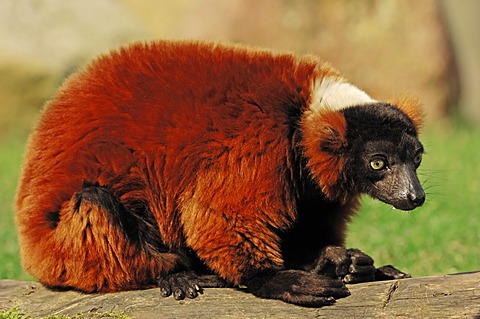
[302,109,348,201]
[389,96,425,132]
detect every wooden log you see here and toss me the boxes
[1,271,479,318]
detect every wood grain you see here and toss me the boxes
[1,272,479,318]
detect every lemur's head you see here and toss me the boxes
[341,101,425,210]
[303,79,425,211]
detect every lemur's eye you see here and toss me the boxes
[370,159,386,170]
[413,153,422,165]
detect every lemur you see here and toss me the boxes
[16,40,424,307]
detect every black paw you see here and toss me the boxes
[246,269,350,307]
[312,246,375,284]
[343,248,376,284]
[375,265,411,281]
[158,271,230,300]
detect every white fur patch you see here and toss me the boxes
[310,77,377,112]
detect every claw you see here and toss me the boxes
[173,288,185,300]
[160,287,171,297]
[186,286,198,299]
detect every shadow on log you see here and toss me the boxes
[1,271,479,318]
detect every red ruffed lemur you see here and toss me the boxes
[15,40,425,307]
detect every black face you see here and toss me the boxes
[342,104,425,211]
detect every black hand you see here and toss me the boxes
[246,269,350,307]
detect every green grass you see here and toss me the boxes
[1,120,479,280]
[0,133,32,280]
[0,307,131,319]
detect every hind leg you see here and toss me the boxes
[40,184,182,292]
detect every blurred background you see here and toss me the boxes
[0,0,479,281]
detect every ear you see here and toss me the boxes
[301,109,348,201]
[302,109,348,153]
[389,96,424,133]
[317,111,348,153]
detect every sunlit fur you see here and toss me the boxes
[15,40,423,293]
[310,76,377,112]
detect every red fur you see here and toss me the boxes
[14,40,371,291]
[389,96,424,132]
[301,109,349,202]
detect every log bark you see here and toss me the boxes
[1,271,479,318]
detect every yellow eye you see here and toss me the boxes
[370,159,385,170]
[414,153,422,165]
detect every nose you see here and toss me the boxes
[398,164,425,210]
[408,190,425,207]
[407,166,426,207]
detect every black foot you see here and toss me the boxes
[158,271,230,300]
[312,246,410,284]
[375,265,411,281]
[343,248,376,284]
[246,269,350,307]
[312,246,376,284]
